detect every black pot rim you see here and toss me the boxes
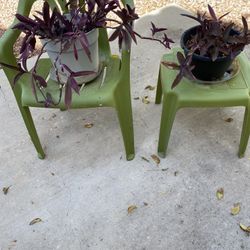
[180,25,242,62]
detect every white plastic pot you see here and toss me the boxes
[41,28,100,84]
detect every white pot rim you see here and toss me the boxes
[41,28,98,44]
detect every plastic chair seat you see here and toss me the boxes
[155,47,250,158]
[21,56,121,109]
[0,0,135,160]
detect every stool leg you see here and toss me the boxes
[155,69,163,104]
[157,94,178,158]
[238,104,250,158]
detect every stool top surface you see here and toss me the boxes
[160,48,250,106]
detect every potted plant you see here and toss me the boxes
[1,0,173,108]
[162,4,250,88]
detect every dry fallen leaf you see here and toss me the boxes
[231,203,241,215]
[216,188,224,200]
[142,96,150,104]
[225,118,233,123]
[145,85,156,91]
[141,156,150,162]
[29,218,42,226]
[3,186,11,195]
[127,205,137,214]
[240,223,250,233]
[151,154,160,165]
[84,123,94,128]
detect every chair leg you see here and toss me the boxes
[19,106,45,159]
[157,94,178,158]
[238,104,250,158]
[155,68,163,104]
[115,91,135,161]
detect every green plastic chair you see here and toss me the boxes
[0,0,135,161]
[155,47,250,158]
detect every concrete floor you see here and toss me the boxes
[0,5,250,250]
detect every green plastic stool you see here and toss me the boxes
[0,0,135,161]
[155,47,250,158]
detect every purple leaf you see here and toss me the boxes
[208,4,217,20]
[12,23,30,31]
[79,33,91,62]
[73,43,78,60]
[177,52,185,65]
[219,11,230,20]
[42,1,50,25]
[69,76,80,94]
[109,26,122,41]
[181,13,203,24]
[124,24,137,44]
[62,64,73,74]
[15,14,37,26]
[151,22,167,36]
[242,16,248,35]
[19,45,30,71]
[223,23,234,41]
[65,81,72,109]
[162,33,174,49]
[171,72,183,89]
[45,93,53,107]
[71,70,94,77]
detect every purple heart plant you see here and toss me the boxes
[1,0,173,108]
[162,4,250,88]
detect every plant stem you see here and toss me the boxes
[134,31,168,48]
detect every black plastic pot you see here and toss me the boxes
[180,26,242,81]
